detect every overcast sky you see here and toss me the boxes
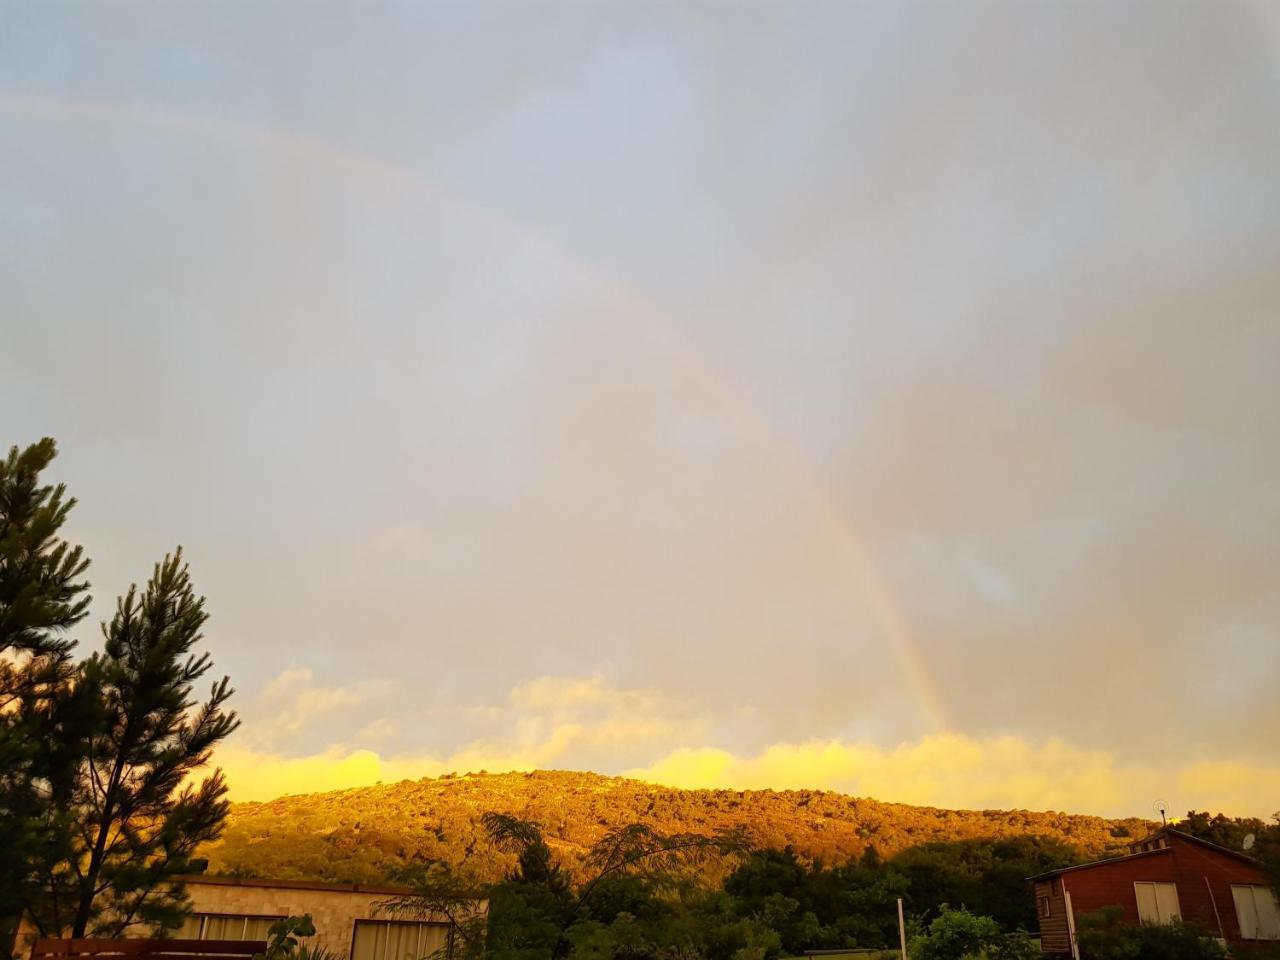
[3,0,1279,817]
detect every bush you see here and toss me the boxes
[1075,906,1225,960]
[254,916,346,960]
[907,907,1038,960]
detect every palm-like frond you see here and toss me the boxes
[479,812,546,855]
[575,824,749,910]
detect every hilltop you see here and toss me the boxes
[201,769,1150,885]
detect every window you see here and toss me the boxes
[1134,882,1180,925]
[178,914,284,941]
[352,920,450,960]
[1233,885,1280,940]
[1039,896,1052,918]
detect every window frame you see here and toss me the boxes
[1133,881,1181,926]
[349,918,453,960]
[1232,884,1280,940]
[181,912,287,941]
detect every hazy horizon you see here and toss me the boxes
[3,0,1279,818]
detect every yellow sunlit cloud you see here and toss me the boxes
[625,736,1127,813]
[211,671,1280,818]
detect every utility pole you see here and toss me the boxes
[897,897,908,960]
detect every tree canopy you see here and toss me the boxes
[0,438,238,950]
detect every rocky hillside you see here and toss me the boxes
[202,769,1150,885]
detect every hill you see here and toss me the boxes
[201,769,1150,885]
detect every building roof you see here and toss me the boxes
[1027,845,1170,882]
[176,874,415,897]
[1028,828,1258,882]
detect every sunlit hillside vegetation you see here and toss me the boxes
[201,770,1150,884]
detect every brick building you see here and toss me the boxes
[1031,829,1279,957]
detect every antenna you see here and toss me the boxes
[1153,799,1169,827]
[1243,833,1256,852]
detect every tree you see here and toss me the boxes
[908,907,1038,960]
[722,848,909,952]
[27,551,240,938]
[0,439,92,955]
[0,438,90,669]
[892,837,1079,932]
[1177,811,1269,850]
[383,813,746,960]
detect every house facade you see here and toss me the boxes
[14,874,481,960]
[174,875,462,960]
[1031,829,1279,957]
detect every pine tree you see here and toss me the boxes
[0,438,91,665]
[0,439,92,956]
[2,440,241,946]
[41,552,241,938]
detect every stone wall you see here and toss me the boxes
[183,878,451,958]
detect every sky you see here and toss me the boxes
[2,0,1279,819]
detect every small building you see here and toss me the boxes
[174,875,463,960]
[14,874,479,960]
[1030,828,1279,957]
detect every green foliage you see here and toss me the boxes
[254,915,345,960]
[0,438,239,946]
[1177,811,1269,849]
[893,836,1078,931]
[35,551,241,937]
[578,822,749,909]
[561,892,781,960]
[0,439,92,956]
[389,813,749,960]
[0,438,91,661]
[722,847,908,952]
[908,907,1038,960]
[389,813,1065,960]
[485,883,572,960]
[257,915,319,960]
[1075,906,1226,960]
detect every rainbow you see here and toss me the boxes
[2,91,946,732]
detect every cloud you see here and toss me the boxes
[626,735,1129,813]
[509,674,622,710]
[1176,762,1280,820]
[627,737,1280,818]
[214,731,1280,818]
[7,1,1279,836]
[213,738,567,801]
[214,671,705,800]
[210,673,1280,818]
[240,667,390,748]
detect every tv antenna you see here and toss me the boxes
[1153,799,1169,827]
